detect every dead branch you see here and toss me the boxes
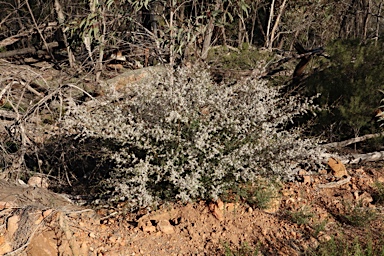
[323,132,384,148]
[321,150,384,165]
[0,80,17,100]
[318,176,351,189]
[344,151,384,164]
[0,42,59,58]
[0,36,21,48]
[8,84,67,132]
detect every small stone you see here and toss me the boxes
[319,169,328,175]
[142,225,156,233]
[264,198,280,213]
[157,220,174,234]
[43,209,54,218]
[0,239,12,255]
[217,199,224,211]
[328,157,348,178]
[209,202,224,221]
[89,232,96,238]
[7,215,20,237]
[359,192,373,205]
[318,233,332,242]
[28,176,49,188]
[226,203,238,212]
[353,191,359,200]
[109,236,117,243]
[247,207,253,213]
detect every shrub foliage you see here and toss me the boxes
[304,39,384,141]
[63,67,323,209]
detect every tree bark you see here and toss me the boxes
[265,0,275,49]
[268,0,287,50]
[54,0,76,68]
[201,1,221,60]
[323,132,384,149]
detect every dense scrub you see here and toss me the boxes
[302,39,384,144]
[62,66,323,209]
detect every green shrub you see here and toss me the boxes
[305,235,384,256]
[222,178,280,210]
[223,241,260,256]
[373,182,384,205]
[207,45,273,71]
[63,66,323,209]
[342,202,377,227]
[286,207,314,225]
[304,39,384,141]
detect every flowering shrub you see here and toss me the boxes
[63,66,323,209]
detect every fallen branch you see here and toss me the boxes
[321,150,384,164]
[344,151,384,164]
[0,42,59,58]
[323,132,384,149]
[318,176,351,189]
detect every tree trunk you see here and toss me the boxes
[268,0,287,50]
[201,1,221,60]
[54,0,76,68]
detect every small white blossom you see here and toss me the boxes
[62,65,324,210]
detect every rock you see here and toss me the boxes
[319,169,328,175]
[318,233,332,242]
[328,157,348,178]
[101,65,167,93]
[80,242,89,256]
[264,197,281,213]
[156,220,175,234]
[0,201,17,210]
[226,202,239,213]
[359,192,373,205]
[28,176,49,188]
[140,221,156,233]
[299,170,311,185]
[27,231,58,256]
[0,235,12,255]
[6,214,20,238]
[209,201,224,221]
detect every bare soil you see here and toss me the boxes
[0,165,384,256]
